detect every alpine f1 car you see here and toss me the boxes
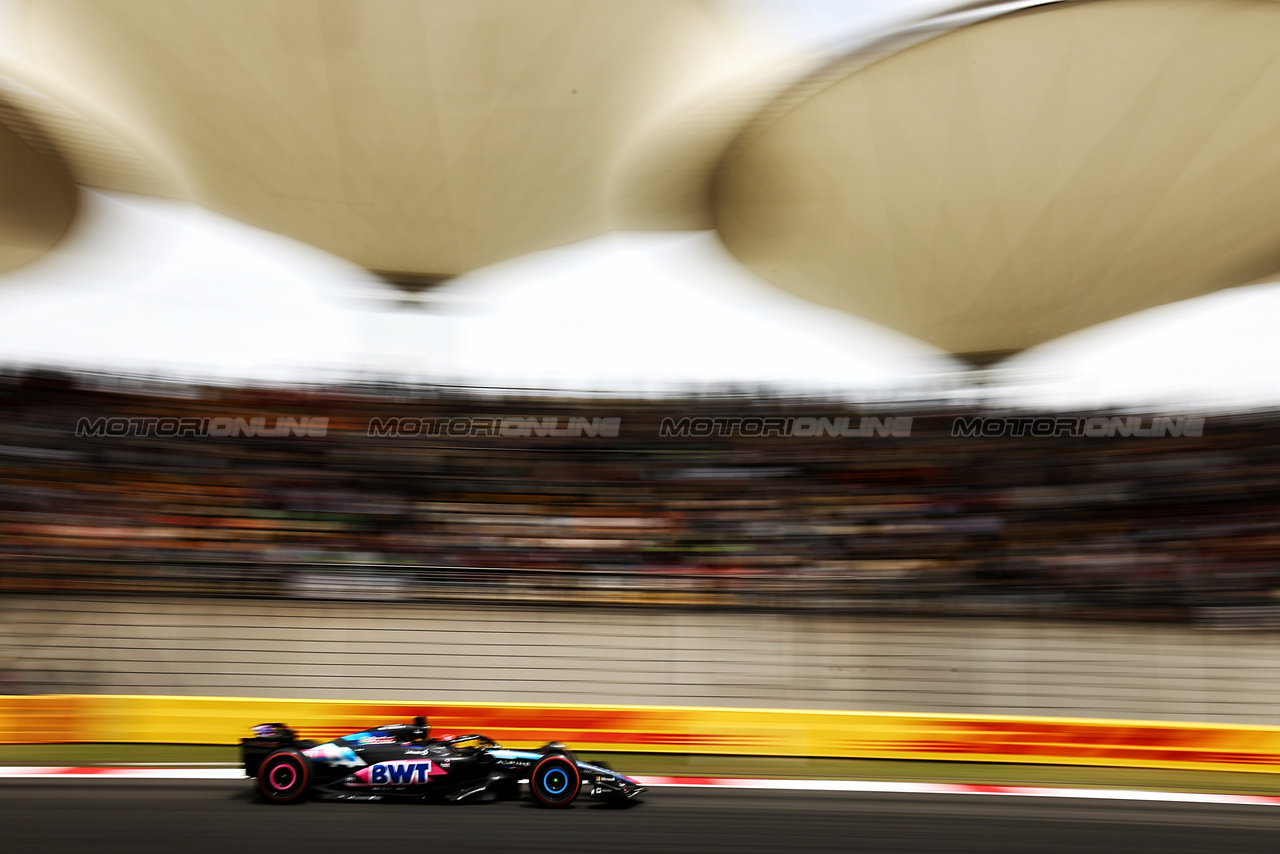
[242,716,644,807]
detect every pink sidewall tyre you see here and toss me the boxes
[257,750,310,804]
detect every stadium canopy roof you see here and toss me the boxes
[0,0,771,277]
[714,0,1280,356]
[5,0,1280,370]
[0,94,76,274]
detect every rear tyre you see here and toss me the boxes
[257,750,309,803]
[530,755,580,807]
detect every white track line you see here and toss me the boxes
[3,767,1278,806]
[634,776,1280,806]
[0,767,246,779]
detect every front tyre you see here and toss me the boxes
[257,750,310,803]
[530,755,580,807]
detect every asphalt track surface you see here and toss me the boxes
[5,780,1280,854]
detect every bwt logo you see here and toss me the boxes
[950,416,1205,438]
[367,416,621,438]
[658,416,912,438]
[353,760,440,786]
[75,416,328,438]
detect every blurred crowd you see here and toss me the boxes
[2,369,1279,620]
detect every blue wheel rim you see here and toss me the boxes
[542,767,569,795]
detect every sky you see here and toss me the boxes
[731,0,958,47]
[2,0,1280,409]
[0,190,962,397]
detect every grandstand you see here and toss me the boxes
[2,368,1276,624]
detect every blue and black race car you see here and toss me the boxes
[242,716,644,807]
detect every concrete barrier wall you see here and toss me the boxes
[4,595,1280,724]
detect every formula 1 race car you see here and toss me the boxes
[241,716,644,807]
